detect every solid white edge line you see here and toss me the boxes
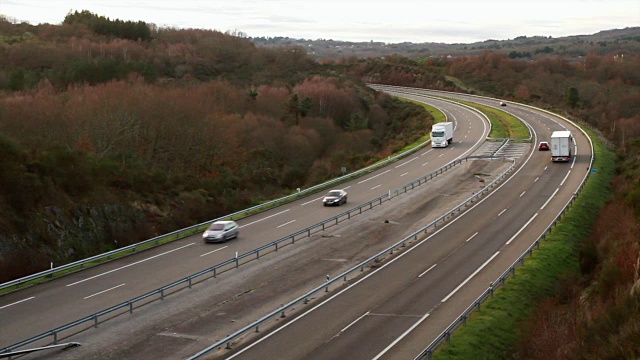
[442,251,500,303]
[67,243,195,286]
[541,188,559,210]
[505,213,539,245]
[418,264,437,278]
[200,245,228,257]
[84,283,125,300]
[0,296,35,310]
[372,313,430,360]
[341,311,370,333]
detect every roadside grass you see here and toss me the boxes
[0,100,439,294]
[432,128,615,359]
[0,97,511,294]
[403,99,448,124]
[0,226,204,295]
[456,100,530,140]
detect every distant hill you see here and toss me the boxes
[251,27,640,61]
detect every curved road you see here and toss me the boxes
[0,92,490,350]
[211,86,592,359]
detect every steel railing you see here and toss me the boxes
[1,153,488,355]
[187,157,516,359]
[1,133,433,293]
[407,86,596,360]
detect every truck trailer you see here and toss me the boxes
[550,130,573,162]
[431,122,453,148]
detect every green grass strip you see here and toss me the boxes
[433,127,615,359]
[455,100,530,140]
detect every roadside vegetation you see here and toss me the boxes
[336,38,640,359]
[0,13,434,283]
[453,99,531,140]
[433,130,616,359]
[1,10,639,357]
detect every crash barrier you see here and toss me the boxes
[188,157,516,359]
[2,154,497,355]
[414,167,591,360]
[0,133,431,293]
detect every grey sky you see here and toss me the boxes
[1,0,639,43]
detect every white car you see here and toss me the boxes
[202,221,239,243]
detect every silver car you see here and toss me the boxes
[202,220,239,243]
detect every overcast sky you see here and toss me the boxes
[1,0,639,44]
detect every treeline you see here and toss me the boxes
[0,13,315,91]
[63,10,152,41]
[0,16,434,281]
[343,50,640,358]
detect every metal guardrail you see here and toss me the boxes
[407,86,596,360]
[187,157,516,359]
[0,153,477,355]
[0,342,80,358]
[415,169,591,360]
[0,134,433,293]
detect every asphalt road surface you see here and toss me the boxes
[1,87,591,360]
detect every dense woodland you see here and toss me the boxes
[1,11,639,359]
[0,13,433,281]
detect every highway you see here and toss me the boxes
[0,91,490,353]
[1,87,591,360]
[203,87,592,360]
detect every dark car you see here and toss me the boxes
[202,220,239,243]
[323,189,347,206]
[499,101,507,106]
[538,141,550,151]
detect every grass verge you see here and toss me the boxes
[433,127,615,359]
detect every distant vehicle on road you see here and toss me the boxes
[499,101,507,106]
[550,131,573,162]
[202,221,239,243]
[323,189,348,206]
[538,141,550,151]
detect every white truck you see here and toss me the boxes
[550,130,573,162]
[431,122,453,148]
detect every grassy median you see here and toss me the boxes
[432,127,615,359]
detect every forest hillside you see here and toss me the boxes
[1,10,639,358]
[332,42,640,359]
[0,12,438,281]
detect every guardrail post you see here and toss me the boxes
[94,314,98,328]
[489,282,494,297]
[255,325,260,332]
[188,278,192,289]
[53,330,58,344]
[129,301,133,313]
[161,288,164,300]
[446,331,451,344]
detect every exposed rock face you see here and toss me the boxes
[0,203,151,283]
